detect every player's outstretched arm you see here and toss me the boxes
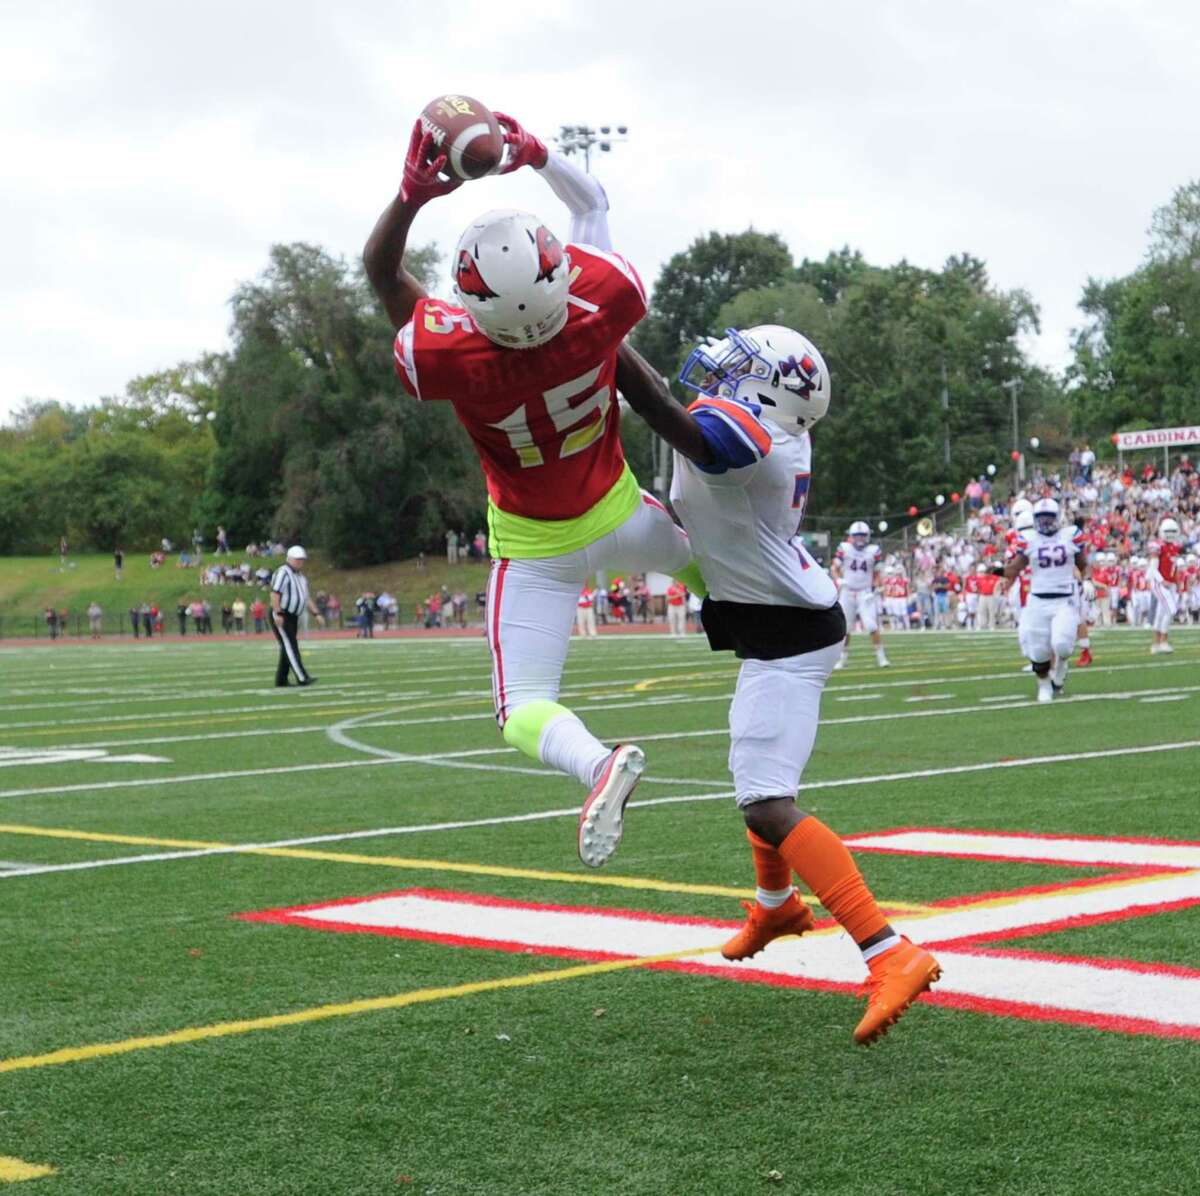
[1003,552,1027,582]
[497,113,612,251]
[616,343,713,465]
[363,123,461,331]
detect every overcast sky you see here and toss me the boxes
[3,0,1198,420]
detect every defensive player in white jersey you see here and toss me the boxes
[1003,498,1089,702]
[831,522,889,669]
[616,328,940,1046]
[365,113,700,868]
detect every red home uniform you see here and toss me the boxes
[1148,540,1181,584]
[394,246,647,554]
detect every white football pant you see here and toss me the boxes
[728,643,841,808]
[1018,595,1078,664]
[838,588,878,634]
[486,493,690,723]
[1151,583,1178,633]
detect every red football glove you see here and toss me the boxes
[495,111,549,173]
[400,120,462,207]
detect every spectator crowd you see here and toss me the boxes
[859,454,1200,631]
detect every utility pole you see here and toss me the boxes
[1002,379,1023,485]
[940,357,950,469]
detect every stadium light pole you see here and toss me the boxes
[555,124,630,175]
[556,124,672,499]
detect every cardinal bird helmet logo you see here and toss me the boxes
[532,226,564,283]
[456,249,499,301]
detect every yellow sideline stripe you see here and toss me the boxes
[0,823,933,912]
[0,948,714,1076]
[0,1156,55,1183]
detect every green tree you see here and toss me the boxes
[206,241,482,565]
[712,255,1039,519]
[1069,181,1200,439]
[632,231,794,379]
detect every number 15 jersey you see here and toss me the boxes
[1014,524,1085,593]
[393,245,647,558]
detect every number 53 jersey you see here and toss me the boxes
[1014,524,1086,593]
[393,245,647,558]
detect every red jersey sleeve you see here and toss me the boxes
[565,245,648,337]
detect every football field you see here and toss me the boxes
[1,627,1198,1194]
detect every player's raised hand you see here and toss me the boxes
[400,121,463,206]
[495,112,549,173]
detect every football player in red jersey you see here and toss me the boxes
[1147,517,1184,654]
[364,114,697,868]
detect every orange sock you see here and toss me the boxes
[776,817,889,944]
[747,829,792,892]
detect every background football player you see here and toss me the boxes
[1146,517,1183,654]
[615,328,941,1046]
[364,113,701,868]
[831,522,889,669]
[1004,498,1089,702]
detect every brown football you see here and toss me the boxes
[419,94,504,180]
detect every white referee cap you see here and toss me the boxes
[286,545,307,560]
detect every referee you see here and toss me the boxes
[270,546,319,687]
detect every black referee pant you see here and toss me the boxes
[269,609,310,686]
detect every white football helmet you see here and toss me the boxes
[680,325,830,432]
[1158,517,1182,543]
[452,209,570,349]
[1014,509,1035,533]
[1032,498,1059,535]
[847,520,870,548]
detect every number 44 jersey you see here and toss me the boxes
[1014,524,1086,593]
[393,244,647,558]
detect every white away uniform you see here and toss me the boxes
[835,541,881,632]
[670,396,843,807]
[1015,524,1086,663]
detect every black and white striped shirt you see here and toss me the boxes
[271,564,309,615]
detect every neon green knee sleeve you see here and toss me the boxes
[502,699,571,760]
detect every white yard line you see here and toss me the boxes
[0,740,731,801]
[13,682,1200,758]
[3,738,1199,880]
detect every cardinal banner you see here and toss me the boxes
[1112,425,1200,451]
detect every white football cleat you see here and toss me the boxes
[578,745,645,868]
[834,656,847,671]
[1036,678,1054,703]
[876,653,890,668]
[1159,642,1174,654]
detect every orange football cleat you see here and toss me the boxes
[1078,647,1093,667]
[720,894,815,961]
[853,938,941,1045]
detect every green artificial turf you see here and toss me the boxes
[0,626,1197,1194]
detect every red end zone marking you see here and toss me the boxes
[238,825,1200,1042]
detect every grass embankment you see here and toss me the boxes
[0,552,491,636]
